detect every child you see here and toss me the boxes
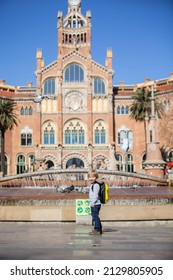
[88,170,102,235]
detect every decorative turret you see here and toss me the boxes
[106,48,114,91]
[36,49,43,90]
[106,48,113,69]
[36,49,43,70]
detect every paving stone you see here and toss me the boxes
[0,223,173,260]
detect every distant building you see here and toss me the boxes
[0,0,173,175]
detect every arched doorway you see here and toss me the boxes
[45,160,54,169]
[66,158,84,169]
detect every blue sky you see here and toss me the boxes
[0,0,173,86]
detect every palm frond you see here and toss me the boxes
[129,88,164,122]
[0,99,18,132]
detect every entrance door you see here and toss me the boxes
[66,158,84,180]
[66,158,84,169]
[46,160,54,169]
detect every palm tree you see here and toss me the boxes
[129,87,164,150]
[0,99,18,176]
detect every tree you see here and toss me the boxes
[0,99,18,176]
[129,88,164,150]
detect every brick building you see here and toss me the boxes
[0,0,173,176]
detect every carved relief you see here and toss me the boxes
[64,91,85,111]
[93,155,108,170]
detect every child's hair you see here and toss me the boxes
[88,170,99,179]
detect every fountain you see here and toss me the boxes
[0,169,168,188]
[0,169,173,223]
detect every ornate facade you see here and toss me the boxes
[0,0,173,176]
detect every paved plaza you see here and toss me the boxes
[0,222,173,260]
[0,185,173,260]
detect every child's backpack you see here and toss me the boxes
[99,182,109,204]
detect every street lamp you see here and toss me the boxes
[34,94,55,103]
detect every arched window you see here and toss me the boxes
[17,155,25,174]
[115,153,123,171]
[25,107,29,115]
[94,78,105,94]
[65,128,71,144]
[121,106,125,114]
[128,154,134,172]
[64,120,85,145]
[95,128,99,144]
[20,107,24,115]
[117,106,121,114]
[43,78,55,95]
[65,127,84,144]
[43,123,55,145]
[29,106,33,115]
[20,106,33,116]
[79,128,85,144]
[94,126,106,144]
[65,64,84,82]
[125,106,129,114]
[21,133,32,146]
[44,129,49,144]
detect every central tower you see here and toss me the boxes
[57,0,91,57]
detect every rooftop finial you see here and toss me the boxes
[36,49,42,59]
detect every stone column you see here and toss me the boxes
[143,85,166,178]
[57,144,63,169]
[88,143,93,171]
